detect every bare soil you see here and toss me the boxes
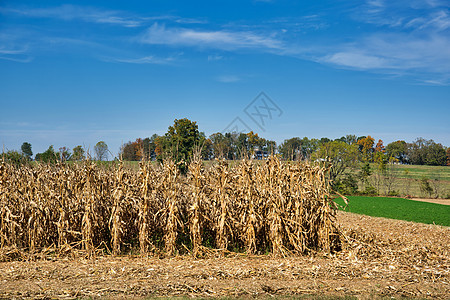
[1,211,448,299]
[409,197,450,206]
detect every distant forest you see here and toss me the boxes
[3,118,449,167]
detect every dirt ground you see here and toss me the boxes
[409,197,450,205]
[1,211,448,299]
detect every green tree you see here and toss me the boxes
[424,142,446,166]
[278,137,302,160]
[210,132,227,158]
[319,137,331,144]
[299,137,319,159]
[2,150,25,165]
[407,138,427,165]
[447,148,450,166]
[312,140,360,184]
[358,162,373,193]
[21,142,33,160]
[419,177,433,198]
[386,140,408,164]
[94,141,108,161]
[71,145,85,161]
[37,145,58,163]
[372,151,388,194]
[165,118,201,172]
[236,133,249,158]
[335,134,357,145]
[408,138,446,166]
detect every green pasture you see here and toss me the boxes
[334,196,450,226]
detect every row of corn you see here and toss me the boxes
[0,156,340,259]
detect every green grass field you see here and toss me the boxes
[334,196,450,226]
[390,164,450,181]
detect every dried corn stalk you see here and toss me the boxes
[0,155,340,260]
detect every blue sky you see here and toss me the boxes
[1,0,449,158]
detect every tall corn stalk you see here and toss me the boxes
[138,161,156,254]
[82,163,97,256]
[211,159,232,251]
[187,157,206,257]
[0,155,341,259]
[162,159,182,256]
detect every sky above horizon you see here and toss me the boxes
[1,0,449,158]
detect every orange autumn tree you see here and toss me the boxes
[357,135,375,161]
[134,138,144,160]
[375,139,385,153]
[374,139,387,165]
[120,138,144,161]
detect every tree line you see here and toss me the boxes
[2,141,109,164]
[119,119,448,167]
[2,118,449,168]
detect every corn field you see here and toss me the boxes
[0,156,341,260]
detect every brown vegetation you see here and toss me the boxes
[0,156,340,259]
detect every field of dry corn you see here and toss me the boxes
[1,157,449,299]
[0,156,340,259]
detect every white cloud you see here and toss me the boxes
[0,5,143,27]
[0,46,32,62]
[108,54,178,64]
[174,17,208,24]
[1,3,448,85]
[140,23,283,50]
[316,1,450,84]
[320,33,450,84]
[0,55,33,63]
[324,52,390,70]
[0,5,209,28]
[0,46,27,55]
[367,0,385,8]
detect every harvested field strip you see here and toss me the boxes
[0,156,339,259]
[334,196,450,226]
[0,211,448,299]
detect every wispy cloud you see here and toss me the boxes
[174,17,208,24]
[0,45,32,62]
[0,46,27,55]
[140,23,283,50]
[0,5,208,28]
[315,1,450,84]
[0,55,33,63]
[321,33,450,80]
[360,0,450,30]
[107,54,180,64]
[324,52,390,70]
[1,3,448,84]
[0,5,144,27]
[405,10,450,31]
